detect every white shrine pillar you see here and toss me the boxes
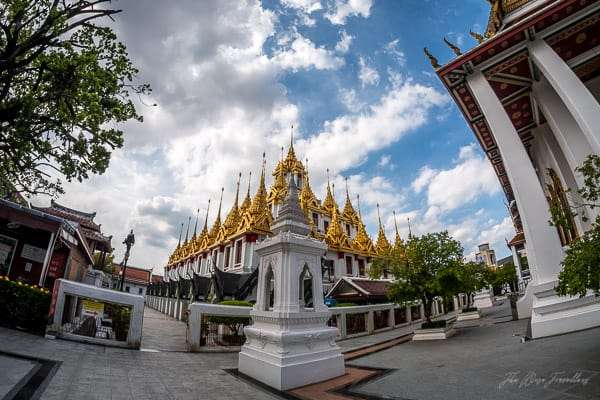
[467,70,564,319]
[238,176,344,390]
[528,39,600,154]
[510,244,524,289]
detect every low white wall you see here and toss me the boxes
[48,279,145,349]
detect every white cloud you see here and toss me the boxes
[412,143,501,212]
[335,30,354,53]
[384,39,406,66]
[339,88,364,112]
[358,57,380,87]
[299,78,449,177]
[272,33,345,71]
[281,0,322,13]
[378,155,391,168]
[325,0,373,25]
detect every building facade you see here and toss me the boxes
[434,0,600,338]
[163,141,401,293]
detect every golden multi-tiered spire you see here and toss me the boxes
[268,152,288,205]
[273,126,306,177]
[374,203,392,256]
[198,199,211,249]
[240,172,252,216]
[169,222,185,264]
[218,173,243,241]
[351,194,375,255]
[299,158,320,212]
[342,177,360,225]
[238,153,272,234]
[208,188,224,245]
[392,210,405,254]
[325,203,351,250]
[321,169,337,215]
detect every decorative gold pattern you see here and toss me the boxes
[325,205,352,250]
[374,204,392,256]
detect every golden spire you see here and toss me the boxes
[393,210,403,250]
[268,164,287,205]
[300,158,319,212]
[322,168,337,215]
[375,203,392,256]
[219,172,243,240]
[238,153,272,234]
[351,194,375,255]
[240,171,252,215]
[342,177,359,224]
[208,187,224,243]
[325,203,351,250]
[197,199,211,250]
[192,208,200,239]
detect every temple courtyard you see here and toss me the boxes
[0,301,597,400]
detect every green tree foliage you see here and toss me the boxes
[556,223,600,297]
[0,0,150,196]
[93,251,114,274]
[371,231,463,323]
[486,263,518,294]
[548,155,600,297]
[455,261,487,308]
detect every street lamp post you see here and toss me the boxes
[119,230,135,292]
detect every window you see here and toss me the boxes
[358,259,365,276]
[346,224,351,236]
[224,247,231,270]
[324,220,329,232]
[125,286,130,293]
[263,266,275,311]
[235,240,243,264]
[321,259,334,283]
[299,265,313,308]
[138,287,143,295]
[345,256,353,275]
[312,213,319,228]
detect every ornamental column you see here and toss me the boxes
[528,39,600,154]
[466,70,564,285]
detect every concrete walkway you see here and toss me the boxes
[141,306,188,352]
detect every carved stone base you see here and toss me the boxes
[457,310,480,321]
[238,318,344,390]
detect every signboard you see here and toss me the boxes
[81,299,105,317]
[48,279,62,318]
[48,250,68,279]
[21,244,47,263]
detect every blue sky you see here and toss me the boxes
[45,0,515,271]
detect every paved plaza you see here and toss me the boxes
[0,302,598,399]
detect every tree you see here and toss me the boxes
[549,155,600,297]
[0,0,150,197]
[455,261,487,309]
[371,231,463,324]
[93,251,114,274]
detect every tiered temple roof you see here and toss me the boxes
[166,141,404,267]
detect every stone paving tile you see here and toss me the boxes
[347,302,600,400]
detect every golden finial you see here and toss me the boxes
[443,37,462,56]
[281,146,284,161]
[393,210,399,236]
[345,177,350,200]
[234,172,241,207]
[469,30,485,44]
[332,183,336,200]
[218,187,224,217]
[290,124,294,150]
[193,208,200,238]
[177,222,184,247]
[326,168,330,187]
[203,199,211,232]
[407,217,412,239]
[246,171,252,197]
[423,47,440,69]
[357,194,361,217]
[184,216,191,243]
[376,203,383,228]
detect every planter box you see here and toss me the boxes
[413,324,456,340]
[457,310,480,321]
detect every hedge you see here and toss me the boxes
[0,276,51,335]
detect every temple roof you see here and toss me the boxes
[374,204,392,256]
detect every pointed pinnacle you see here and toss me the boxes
[356,194,362,217]
[393,210,399,236]
[184,216,191,243]
[217,187,224,219]
[203,199,211,231]
[177,222,184,246]
[376,203,382,227]
[193,208,200,237]
[246,171,252,197]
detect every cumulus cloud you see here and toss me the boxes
[358,57,380,87]
[338,88,364,112]
[272,32,345,71]
[335,30,354,53]
[325,0,373,25]
[412,143,501,212]
[384,39,406,66]
[281,0,322,13]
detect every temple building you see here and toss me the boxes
[163,140,398,295]
[433,0,600,338]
